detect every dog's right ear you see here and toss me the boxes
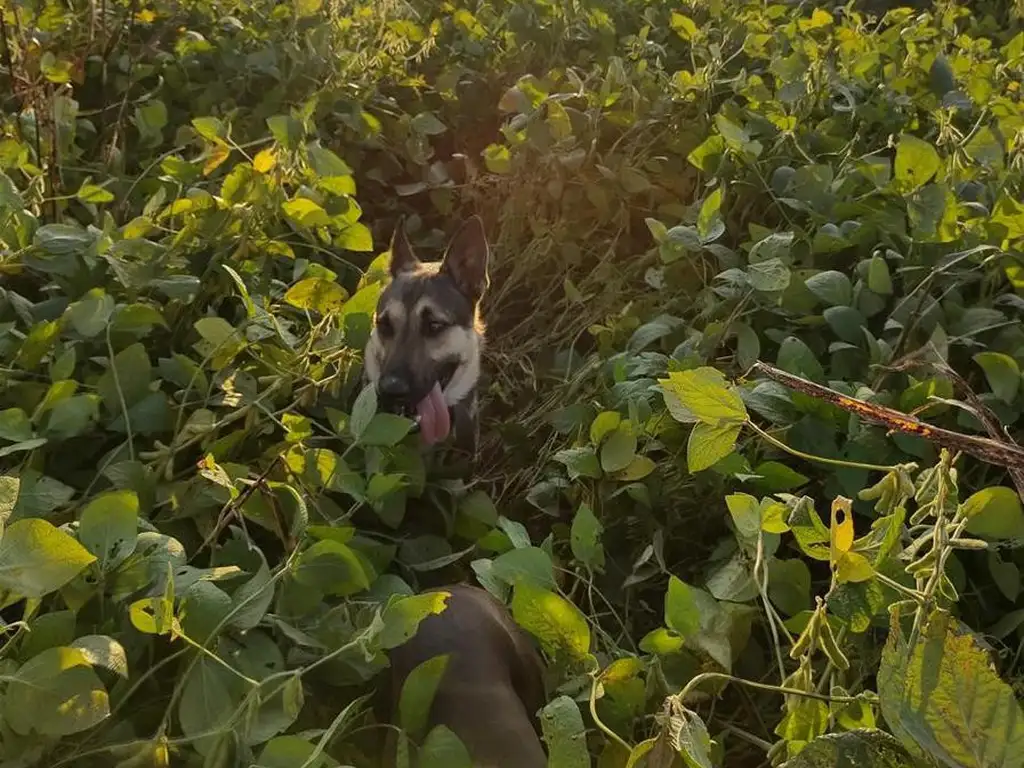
[389,219,420,278]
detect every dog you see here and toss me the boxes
[378,584,548,768]
[363,217,489,454]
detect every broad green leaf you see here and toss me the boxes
[659,368,746,424]
[962,486,1024,540]
[0,408,34,442]
[665,575,704,638]
[491,546,556,590]
[76,183,114,204]
[79,489,139,571]
[600,425,636,473]
[540,696,589,768]
[570,503,604,571]
[553,446,603,480]
[418,725,471,768]
[868,255,893,295]
[894,134,941,193]
[879,606,1024,767]
[786,729,917,767]
[398,654,449,738]
[178,656,240,754]
[973,352,1020,404]
[777,336,825,382]
[96,342,152,410]
[191,116,224,141]
[805,270,853,307]
[71,635,129,678]
[358,413,414,447]
[284,277,347,315]
[0,474,17,531]
[687,421,741,472]
[64,289,115,337]
[379,591,450,650]
[349,384,377,440]
[589,411,621,445]
[725,493,761,541]
[511,581,590,659]
[257,735,339,768]
[5,647,110,736]
[768,558,812,616]
[0,519,96,597]
[747,257,791,292]
[293,539,371,596]
[411,112,447,135]
[282,198,331,228]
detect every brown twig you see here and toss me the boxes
[746,362,1024,480]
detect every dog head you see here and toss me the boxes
[363,217,489,445]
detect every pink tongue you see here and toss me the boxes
[415,383,451,446]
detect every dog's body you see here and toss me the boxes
[363,217,490,453]
[378,584,548,768]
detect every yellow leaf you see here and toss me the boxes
[202,143,231,176]
[836,551,875,584]
[253,148,277,173]
[830,495,854,561]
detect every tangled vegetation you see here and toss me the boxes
[1,0,1024,766]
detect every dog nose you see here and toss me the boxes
[379,375,411,400]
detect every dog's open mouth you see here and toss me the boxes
[408,361,459,447]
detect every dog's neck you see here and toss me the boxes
[450,388,479,458]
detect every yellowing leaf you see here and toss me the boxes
[284,277,348,315]
[511,581,591,659]
[282,198,331,228]
[830,496,854,560]
[252,147,277,173]
[202,143,231,176]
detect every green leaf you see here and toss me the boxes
[336,222,374,252]
[282,198,331,228]
[747,257,791,292]
[418,725,471,768]
[178,657,240,753]
[306,144,352,177]
[868,255,893,295]
[589,410,622,445]
[257,735,339,768]
[79,489,139,572]
[284,277,348,315]
[973,352,1020,404]
[4,647,110,736]
[0,519,96,597]
[962,486,1024,540]
[71,634,129,678]
[293,539,371,596]
[768,558,812,616]
[725,493,761,541]
[570,503,604,571]
[358,413,414,447]
[786,729,917,767]
[34,223,94,255]
[511,580,590,659]
[805,270,853,307]
[96,342,152,410]
[777,336,825,382]
[379,592,450,650]
[659,368,746,425]
[483,144,511,174]
[398,654,449,738]
[687,421,741,472]
[894,134,941,193]
[670,12,699,40]
[491,546,556,590]
[191,116,225,141]
[349,384,378,440]
[76,183,114,204]
[0,408,34,442]
[411,112,448,136]
[0,475,17,531]
[665,576,705,638]
[553,446,603,480]
[540,696,589,768]
[879,606,1024,767]
[600,425,637,473]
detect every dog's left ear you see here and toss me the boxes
[441,216,490,303]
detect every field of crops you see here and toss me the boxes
[1,0,1024,766]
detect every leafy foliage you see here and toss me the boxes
[1,0,1024,766]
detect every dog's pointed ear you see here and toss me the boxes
[441,216,489,303]
[389,219,420,278]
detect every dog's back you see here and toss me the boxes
[380,584,547,768]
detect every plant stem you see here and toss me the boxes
[746,420,898,473]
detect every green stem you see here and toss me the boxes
[746,420,898,473]
[677,672,861,707]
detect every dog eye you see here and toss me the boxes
[424,319,448,336]
[376,315,393,336]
